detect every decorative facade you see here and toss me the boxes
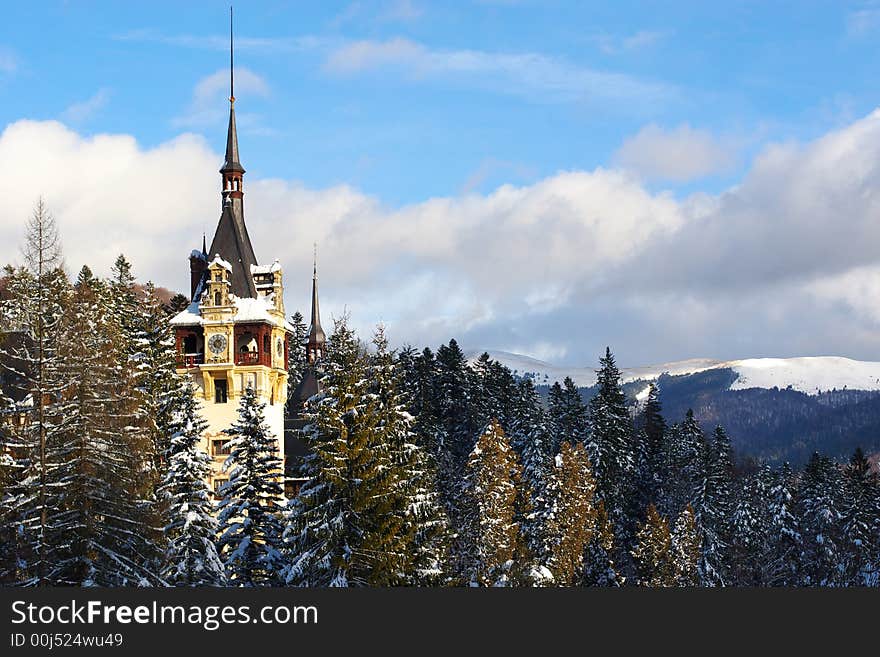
[170,51,291,496]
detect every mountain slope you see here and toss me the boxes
[468,350,880,395]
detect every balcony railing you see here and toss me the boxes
[176,352,204,368]
[235,351,269,366]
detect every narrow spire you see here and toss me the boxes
[221,6,243,174]
[202,232,207,255]
[307,245,326,363]
[229,6,234,105]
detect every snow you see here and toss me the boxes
[169,296,295,331]
[208,255,232,271]
[469,349,880,396]
[251,260,282,275]
[169,301,202,326]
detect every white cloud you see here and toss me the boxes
[614,123,737,182]
[172,67,271,129]
[323,37,675,106]
[4,110,880,365]
[61,89,111,123]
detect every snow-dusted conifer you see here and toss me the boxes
[544,441,597,585]
[460,420,522,586]
[671,505,702,586]
[799,452,844,586]
[631,504,676,587]
[159,380,225,586]
[216,386,285,586]
[582,500,620,586]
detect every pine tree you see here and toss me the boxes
[799,452,844,586]
[728,466,772,585]
[587,348,635,570]
[764,463,802,586]
[511,379,554,562]
[633,382,666,513]
[671,505,702,586]
[216,386,285,587]
[544,441,597,585]
[548,377,588,453]
[159,380,225,586]
[659,409,707,519]
[41,267,161,585]
[582,500,620,586]
[695,426,734,586]
[284,319,422,586]
[0,200,67,585]
[460,420,522,586]
[134,282,182,477]
[631,504,676,587]
[286,310,308,406]
[433,339,477,553]
[840,448,878,586]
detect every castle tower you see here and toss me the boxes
[170,10,290,497]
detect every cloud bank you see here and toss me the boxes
[2,111,880,367]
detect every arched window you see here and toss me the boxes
[214,291,221,306]
[263,334,270,354]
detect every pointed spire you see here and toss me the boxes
[221,6,244,175]
[307,244,326,364]
[202,232,207,256]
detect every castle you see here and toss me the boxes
[169,30,323,496]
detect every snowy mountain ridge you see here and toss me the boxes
[467,350,880,396]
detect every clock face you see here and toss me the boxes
[208,333,228,355]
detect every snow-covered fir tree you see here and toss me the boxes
[582,500,620,586]
[694,426,734,586]
[764,463,802,586]
[460,419,523,586]
[286,310,308,407]
[671,505,702,586]
[631,504,676,587]
[0,200,68,585]
[284,319,423,586]
[548,377,588,453]
[543,441,597,585]
[587,348,635,571]
[41,267,161,585]
[633,382,666,514]
[372,330,450,585]
[840,448,878,586]
[159,380,225,586]
[216,386,285,587]
[799,452,844,586]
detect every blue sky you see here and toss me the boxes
[5,1,880,366]
[4,1,879,203]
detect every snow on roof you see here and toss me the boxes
[251,260,282,275]
[170,295,295,332]
[208,254,232,271]
[169,301,202,326]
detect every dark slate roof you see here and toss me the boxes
[220,106,245,174]
[208,202,258,298]
[292,367,322,408]
[308,266,326,346]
